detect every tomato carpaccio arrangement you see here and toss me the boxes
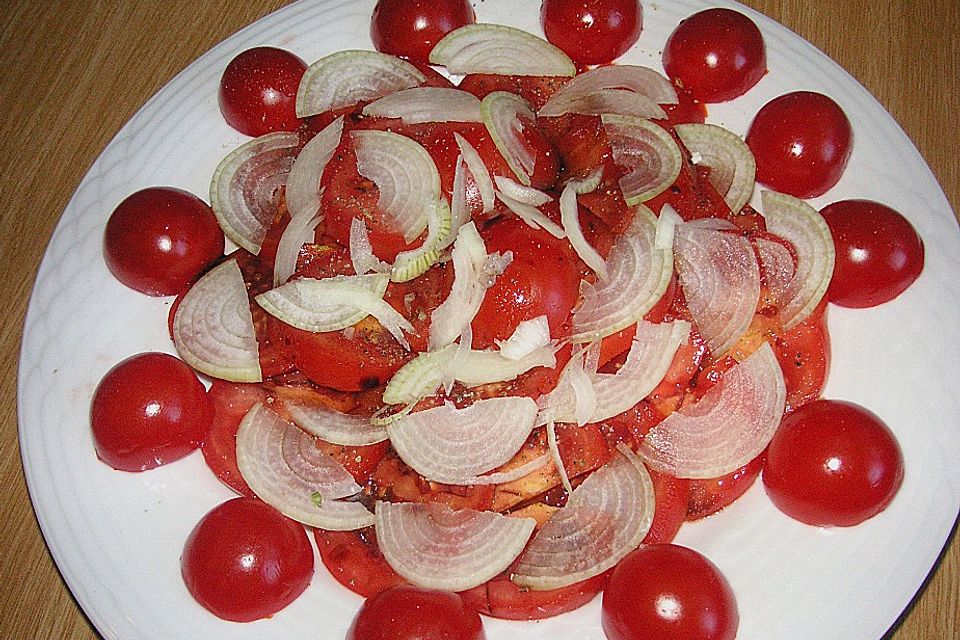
[92,1,924,638]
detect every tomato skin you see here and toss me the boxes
[540,0,643,66]
[104,187,224,296]
[347,584,485,640]
[461,570,605,620]
[662,8,766,103]
[90,352,211,472]
[746,91,852,198]
[218,47,306,137]
[602,544,738,640]
[370,0,476,63]
[314,527,406,598]
[820,199,924,308]
[762,399,904,527]
[202,381,271,496]
[181,497,314,622]
[643,469,690,543]
[686,453,764,520]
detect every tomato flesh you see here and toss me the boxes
[461,570,605,621]
[370,0,476,63]
[347,584,484,640]
[218,47,306,137]
[91,352,211,472]
[541,0,643,66]
[762,399,904,527]
[104,187,224,296]
[202,381,271,496]
[315,527,406,598]
[181,497,314,622]
[820,199,925,308]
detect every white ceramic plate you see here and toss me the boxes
[18,0,960,638]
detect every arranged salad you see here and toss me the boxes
[89,1,926,638]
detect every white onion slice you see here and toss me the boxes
[481,91,537,186]
[571,205,673,342]
[236,404,375,530]
[546,421,575,496]
[284,400,388,446]
[674,222,761,356]
[210,132,299,254]
[390,197,452,283]
[273,211,320,287]
[430,24,576,77]
[286,116,344,221]
[349,217,390,276]
[375,501,536,591]
[448,345,557,387]
[382,345,457,406]
[538,88,666,120]
[602,114,683,205]
[494,175,553,206]
[386,397,538,485]
[639,342,786,478]
[172,259,261,383]
[296,50,425,117]
[496,191,566,239]
[675,123,756,215]
[566,167,604,195]
[454,133,495,214]
[760,191,836,329]
[560,183,607,278]
[496,315,552,360]
[351,129,442,243]
[512,445,655,590]
[543,65,678,106]
[363,87,482,123]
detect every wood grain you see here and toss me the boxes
[0,1,956,638]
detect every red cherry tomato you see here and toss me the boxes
[90,352,211,472]
[540,0,643,66]
[370,0,476,63]
[762,399,904,527]
[662,8,766,103]
[602,544,738,640]
[746,91,852,198]
[347,584,485,640]
[181,497,314,622]
[471,217,581,349]
[103,187,224,296]
[819,199,925,308]
[218,46,307,137]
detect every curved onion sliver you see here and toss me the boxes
[273,211,321,287]
[496,191,566,239]
[363,87,482,123]
[236,403,375,530]
[602,114,683,205]
[760,191,836,330]
[639,342,786,478]
[571,205,673,342]
[454,133,495,214]
[285,116,344,221]
[430,24,576,77]
[375,501,536,591]
[538,88,666,120]
[172,259,261,383]
[382,345,457,406]
[512,445,655,590]
[675,122,756,215]
[448,345,557,387]
[481,91,537,186]
[674,222,761,356]
[560,183,607,278]
[496,315,552,360]
[284,400,388,446]
[541,65,678,106]
[386,396,538,485]
[296,50,425,117]
[209,132,299,254]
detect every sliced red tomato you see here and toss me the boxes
[645,140,733,219]
[771,299,830,413]
[644,468,690,543]
[314,527,407,598]
[686,452,765,520]
[370,453,496,512]
[660,85,707,126]
[458,73,570,110]
[460,567,606,620]
[202,381,272,496]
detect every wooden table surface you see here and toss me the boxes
[1,1,956,638]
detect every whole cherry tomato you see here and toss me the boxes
[347,584,485,640]
[820,199,925,308]
[746,91,852,198]
[218,46,307,137]
[540,0,643,66]
[662,8,766,103]
[602,544,738,640]
[762,399,904,527]
[181,497,314,622]
[90,352,211,472]
[370,0,476,63]
[103,187,224,296]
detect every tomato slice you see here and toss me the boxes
[458,73,570,111]
[771,299,830,413]
[314,527,406,598]
[202,381,272,496]
[686,453,765,520]
[460,568,606,620]
[644,469,690,543]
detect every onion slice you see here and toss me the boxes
[454,133,496,214]
[375,501,536,591]
[430,24,576,77]
[760,191,836,330]
[602,114,683,205]
[285,116,344,221]
[349,217,390,276]
[363,87,482,123]
[496,191,566,239]
[512,445,655,590]
[386,396,538,485]
[296,50,425,117]
[496,315,552,360]
[571,205,673,342]
[538,88,666,120]
[390,198,452,283]
[209,132,299,254]
[639,342,786,478]
[172,259,261,383]
[560,183,607,278]
[542,65,678,106]
[674,222,761,356]
[448,345,557,387]
[236,403,375,530]
[675,123,756,215]
[481,91,537,186]
[273,211,321,287]
[494,175,552,206]
[382,345,457,406]
[284,400,388,446]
